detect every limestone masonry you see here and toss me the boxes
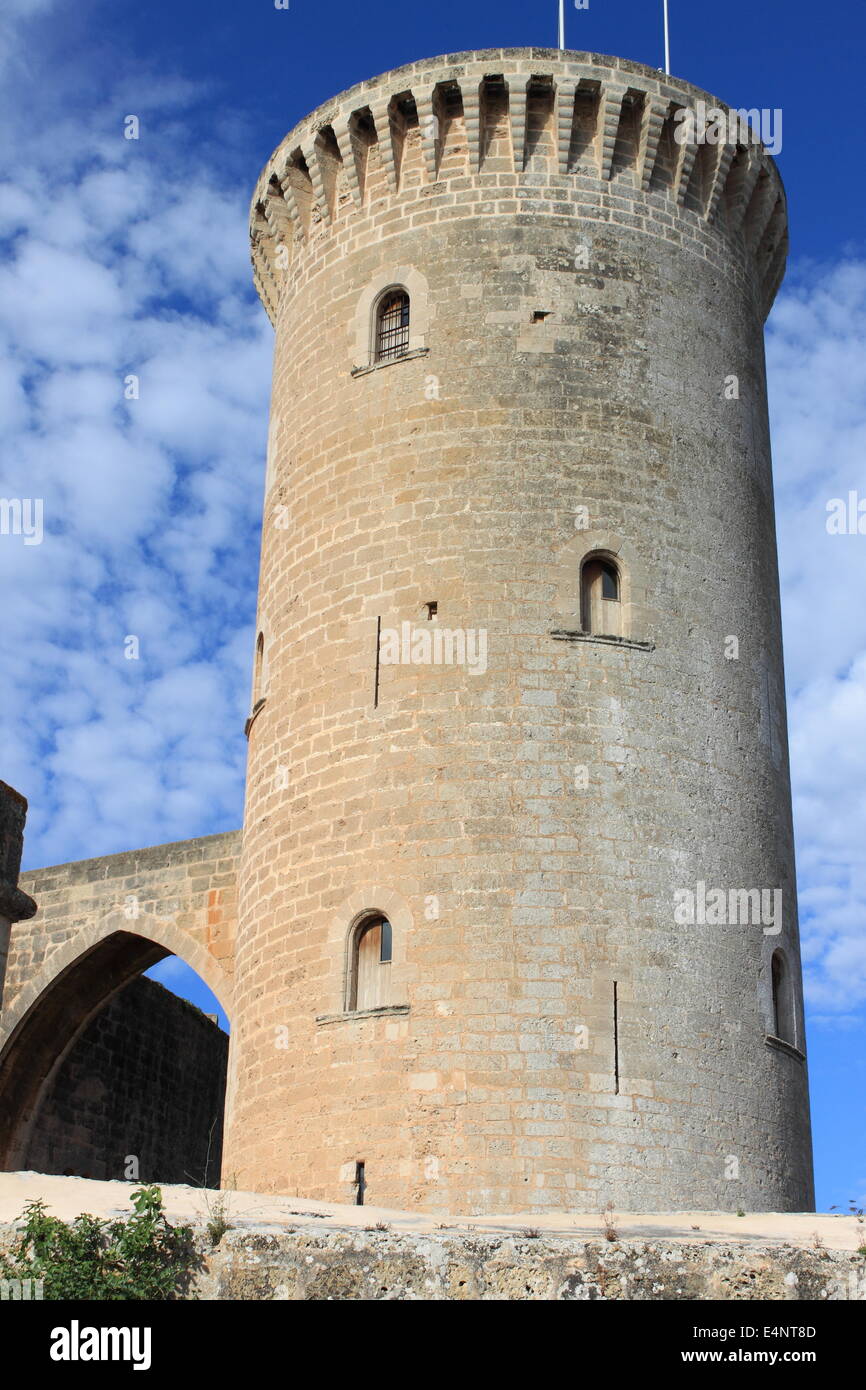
[1,49,813,1219]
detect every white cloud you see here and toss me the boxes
[768,259,866,1016]
[0,6,271,870]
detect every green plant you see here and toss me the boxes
[0,1185,201,1300]
[205,1197,233,1248]
[601,1202,618,1241]
[201,1181,236,1248]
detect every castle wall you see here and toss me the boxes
[24,976,228,1187]
[225,49,813,1215]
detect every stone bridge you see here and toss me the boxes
[0,781,238,1174]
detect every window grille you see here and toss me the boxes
[375,291,410,362]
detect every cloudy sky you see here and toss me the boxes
[0,0,863,1210]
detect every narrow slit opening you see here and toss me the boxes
[613,981,620,1095]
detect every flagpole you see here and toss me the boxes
[663,0,670,74]
[558,0,565,51]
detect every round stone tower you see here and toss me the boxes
[223,48,814,1215]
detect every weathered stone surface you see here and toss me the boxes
[0,782,36,928]
[199,1229,864,1301]
[0,782,36,1020]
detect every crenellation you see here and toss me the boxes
[250,52,788,331]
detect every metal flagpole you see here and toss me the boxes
[558,0,565,51]
[663,0,671,74]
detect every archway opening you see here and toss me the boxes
[0,930,229,1185]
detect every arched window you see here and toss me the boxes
[771,949,795,1045]
[375,290,410,363]
[581,554,622,637]
[245,631,269,737]
[347,915,393,1011]
[253,632,265,706]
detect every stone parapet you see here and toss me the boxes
[250,49,788,326]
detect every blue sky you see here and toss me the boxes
[1,0,864,1212]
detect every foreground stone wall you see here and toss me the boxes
[1,1178,860,1300]
[199,1229,865,1301]
[25,977,228,1187]
[2,1219,859,1301]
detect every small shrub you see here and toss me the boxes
[0,1185,201,1300]
[206,1208,232,1247]
[601,1203,618,1242]
[203,1191,234,1248]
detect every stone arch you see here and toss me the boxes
[0,909,233,1171]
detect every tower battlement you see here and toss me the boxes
[250,48,788,326]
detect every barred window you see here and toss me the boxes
[375,290,410,362]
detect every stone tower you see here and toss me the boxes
[223,49,814,1215]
